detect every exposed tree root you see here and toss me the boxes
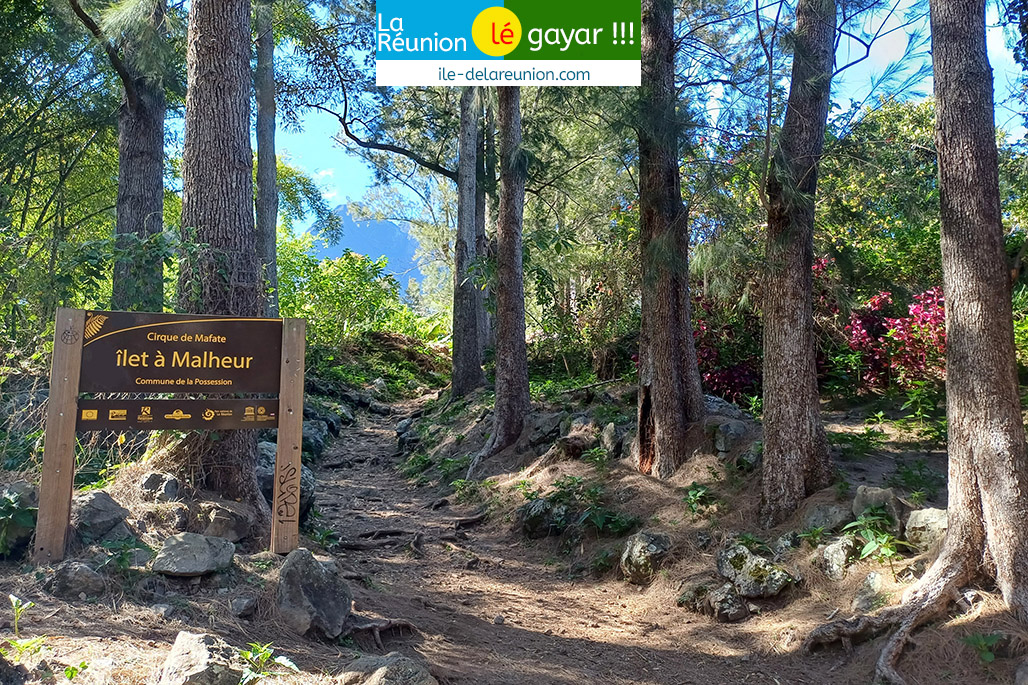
[453,511,488,529]
[340,614,418,650]
[804,561,967,684]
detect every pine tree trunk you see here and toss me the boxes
[254,0,278,316]
[488,86,530,451]
[452,85,485,397]
[480,99,498,351]
[917,0,1028,620]
[633,0,706,480]
[475,102,491,356]
[111,74,166,312]
[759,0,835,526]
[168,0,267,520]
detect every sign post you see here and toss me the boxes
[33,309,306,564]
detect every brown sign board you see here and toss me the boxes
[35,309,307,565]
[76,399,279,431]
[79,310,283,394]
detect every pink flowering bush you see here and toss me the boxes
[844,287,946,389]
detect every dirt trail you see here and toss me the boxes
[313,398,839,685]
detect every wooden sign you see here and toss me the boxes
[34,309,306,564]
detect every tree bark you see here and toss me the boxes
[487,86,530,451]
[475,98,491,356]
[632,0,706,480]
[481,99,498,351]
[759,0,835,526]
[804,3,1028,679]
[452,85,486,397]
[112,74,165,312]
[67,0,166,312]
[167,0,266,519]
[254,0,278,316]
[922,0,1028,628]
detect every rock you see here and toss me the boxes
[0,650,27,685]
[620,532,672,585]
[230,596,257,618]
[302,419,330,458]
[0,481,37,555]
[493,614,504,625]
[140,472,179,502]
[1016,659,1028,685]
[152,603,174,619]
[802,501,854,534]
[695,531,713,550]
[517,499,569,539]
[705,583,751,623]
[904,508,948,552]
[704,395,750,420]
[152,533,235,577]
[714,420,748,453]
[521,412,566,450]
[815,536,857,581]
[395,418,414,435]
[200,501,254,543]
[256,441,316,521]
[70,491,129,543]
[736,441,762,471]
[371,378,389,396]
[102,521,137,543]
[277,548,353,638]
[368,401,392,416]
[157,631,243,685]
[677,575,749,623]
[336,652,438,685]
[44,561,105,598]
[716,544,795,598]
[600,422,623,458]
[772,532,800,559]
[852,486,904,532]
[852,572,884,613]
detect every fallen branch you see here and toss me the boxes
[358,528,412,539]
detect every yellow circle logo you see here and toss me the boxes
[472,7,522,57]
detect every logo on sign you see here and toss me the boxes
[164,409,191,420]
[81,409,98,420]
[108,409,127,421]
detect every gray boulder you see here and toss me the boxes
[517,499,570,539]
[230,596,257,619]
[302,419,330,457]
[157,632,242,685]
[677,575,749,623]
[200,501,254,543]
[815,536,857,581]
[714,420,748,453]
[620,532,671,585]
[256,441,316,521]
[0,481,37,555]
[395,418,414,435]
[704,395,750,420]
[904,508,948,552]
[802,501,854,534]
[520,411,566,451]
[600,422,624,459]
[716,544,795,598]
[44,561,105,599]
[152,533,235,577]
[0,650,27,685]
[336,651,438,685]
[852,486,904,532]
[140,472,179,502]
[277,548,353,638]
[70,491,128,543]
[851,572,884,613]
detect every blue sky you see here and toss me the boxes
[277,8,1026,231]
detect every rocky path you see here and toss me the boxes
[312,399,829,685]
